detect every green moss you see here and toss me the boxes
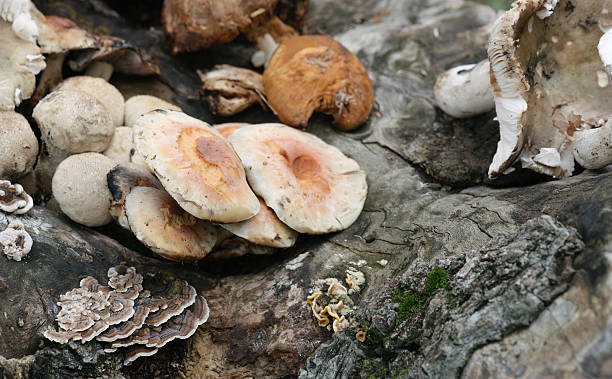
[393,267,451,325]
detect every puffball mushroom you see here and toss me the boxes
[228,123,367,234]
[52,153,116,227]
[263,35,374,131]
[55,76,125,126]
[0,111,38,180]
[103,127,134,164]
[134,110,260,223]
[33,89,115,154]
[433,59,495,118]
[573,120,612,169]
[123,95,182,127]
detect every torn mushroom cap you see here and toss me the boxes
[0,18,45,110]
[0,219,32,261]
[228,123,367,234]
[33,90,114,154]
[55,76,125,126]
[487,0,612,178]
[220,197,298,248]
[124,95,182,128]
[124,186,217,262]
[107,163,163,230]
[52,153,116,227]
[0,180,33,214]
[263,35,374,131]
[0,111,38,180]
[434,59,495,118]
[198,65,266,116]
[134,110,260,223]
[573,120,612,169]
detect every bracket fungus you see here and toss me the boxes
[263,35,374,131]
[44,266,209,365]
[435,0,612,178]
[51,153,116,227]
[198,65,267,116]
[0,111,38,180]
[0,180,33,214]
[228,123,367,234]
[134,110,260,223]
[0,219,32,261]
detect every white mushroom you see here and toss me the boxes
[433,59,494,118]
[0,219,32,261]
[0,111,38,180]
[103,127,134,164]
[52,153,116,227]
[572,120,612,169]
[123,95,182,128]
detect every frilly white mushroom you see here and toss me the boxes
[0,0,38,42]
[0,180,33,214]
[0,219,32,261]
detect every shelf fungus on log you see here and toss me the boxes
[228,123,367,234]
[263,35,374,131]
[0,219,32,261]
[434,0,612,178]
[0,180,33,215]
[198,65,267,116]
[133,110,260,223]
[44,266,209,365]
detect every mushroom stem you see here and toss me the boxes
[32,52,66,102]
[433,59,494,118]
[572,121,612,170]
[251,33,278,68]
[85,61,114,81]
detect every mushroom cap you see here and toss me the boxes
[124,95,182,127]
[0,180,33,214]
[35,14,97,54]
[134,110,260,223]
[103,127,134,164]
[0,111,38,180]
[214,122,251,138]
[263,35,374,131]
[573,120,612,169]
[228,123,367,234]
[33,89,115,154]
[198,65,265,116]
[0,219,32,261]
[487,0,612,178]
[124,186,217,262]
[56,76,125,126]
[220,197,298,247]
[51,152,116,227]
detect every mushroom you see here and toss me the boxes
[107,163,163,230]
[433,59,494,118]
[123,186,218,262]
[0,219,32,261]
[161,0,307,54]
[215,122,252,138]
[0,111,38,180]
[263,35,374,131]
[33,90,115,154]
[103,127,134,164]
[228,123,367,234]
[123,95,182,128]
[204,230,275,261]
[197,65,267,116]
[0,0,38,42]
[55,76,125,126]
[0,17,45,110]
[133,110,260,223]
[244,16,298,67]
[0,180,33,214]
[51,153,116,227]
[572,119,612,169]
[599,29,612,75]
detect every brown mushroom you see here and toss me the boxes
[263,35,374,131]
[133,110,260,223]
[228,123,367,234]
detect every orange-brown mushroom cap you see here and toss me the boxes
[263,35,374,131]
[228,123,367,234]
[133,110,260,223]
[124,186,217,262]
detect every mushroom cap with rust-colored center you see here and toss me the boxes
[263,35,374,131]
[125,186,217,262]
[228,123,367,234]
[133,110,259,223]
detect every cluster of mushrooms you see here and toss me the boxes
[435,0,612,179]
[0,180,34,261]
[44,265,209,365]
